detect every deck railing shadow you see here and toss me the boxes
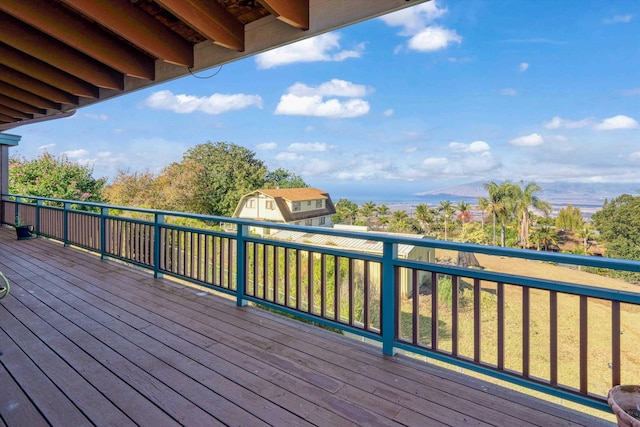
[3,193,640,414]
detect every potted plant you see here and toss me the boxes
[0,271,9,300]
[15,215,34,240]
[608,385,640,427]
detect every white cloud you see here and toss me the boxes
[288,142,329,152]
[96,151,111,158]
[256,142,277,150]
[408,26,462,52]
[143,90,262,114]
[509,133,544,146]
[255,32,363,69]
[405,146,418,154]
[63,149,90,158]
[630,152,640,160]
[423,157,449,168]
[300,158,337,177]
[275,152,302,161]
[500,88,517,96]
[543,116,591,129]
[380,1,461,52]
[449,140,490,153]
[380,2,448,35]
[519,62,529,72]
[275,79,370,118]
[622,88,640,96]
[604,15,632,24]
[383,109,394,117]
[595,115,639,130]
[287,80,369,98]
[38,143,55,151]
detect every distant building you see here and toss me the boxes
[232,187,336,234]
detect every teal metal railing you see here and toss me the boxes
[3,193,640,412]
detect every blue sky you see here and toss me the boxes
[10,0,640,202]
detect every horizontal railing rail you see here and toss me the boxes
[3,193,640,412]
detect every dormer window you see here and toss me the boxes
[316,200,323,208]
[292,202,301,211]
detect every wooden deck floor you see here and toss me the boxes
[0,227,614,426]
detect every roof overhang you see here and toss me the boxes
[0,0,427,131]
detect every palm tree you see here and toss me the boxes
[359,201,377,226]
[414,203,434,234]
[438,200,455,241]
[377,204,390,216]
[476,197,489,232]
[513,182,551,249]
[576,223,595,255]
[531,225,558,251]
[456,200,472,223]
[481,182,507,246]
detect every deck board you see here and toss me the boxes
[0,227,615,426]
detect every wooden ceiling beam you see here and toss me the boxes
[61,0,194,67]
[0,0,155,80]
[0,94,46,116]
[0,113,17,123]
[259,0,309,30]
[0,105,31,120]
[0,44,99,98]
[0,64,78,105]
[157,0,244,51]
[0,82,61,110]
[0,12,123,90]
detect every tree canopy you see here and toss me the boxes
[592,194,640,261]
[9,152,106,202]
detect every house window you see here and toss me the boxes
[316,200,323,208]
[307,201,312,206]
[266,201,274,210]
[319,217,326,225]
[247,198,255,208]
[292,202,300,211]
[305,219,312,226]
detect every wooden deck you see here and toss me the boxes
[0,227,614,426]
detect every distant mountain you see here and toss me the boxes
[415,181,640,212]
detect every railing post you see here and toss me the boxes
[153,213,165,278]
[381,241,398,356]
[63,202,71,246]
[35,199,42,235]
[235,224,248,307]
[100,207,109,260]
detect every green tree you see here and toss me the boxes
[530,225,558,251]
[414,203,435,234]
[478,182,505,246]
[263,168,307,189]
[513,181,551,249]
[332,198,359,225]
[359,201,377,227]
[592,194,640,261]
[438,200,455,241]
[104,169,158,208]
[181,141,267,216]
[576,223,595,255]
[9,152,106,202]
[556,205,584,231]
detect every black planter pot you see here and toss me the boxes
[16,225,34,240]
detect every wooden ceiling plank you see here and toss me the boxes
[0,113,17,122]
[0,0,155,80]
[0,94,46,115]
[0,44,99,98]
[0,64,78,105]
[61,0,194,67]
[157,0,245,52]
[0,82,61,110]
[258,0,309,30]
[0,12,124,90]
[0,105,31,120]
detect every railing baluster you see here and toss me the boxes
[320,253,326,318]
[412,268,419,345]
[348,257,354,326]
[363,260,370,331]
[580,295,588,394]
[550,290,558,385]
[474,277,481,363]
[296,249,302,311]
[497,282,504,371]
[523,286,530,378]
[431,271,438,350]
[451,275,459,357]
[308,250,314,314]
[611,300,621,386]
